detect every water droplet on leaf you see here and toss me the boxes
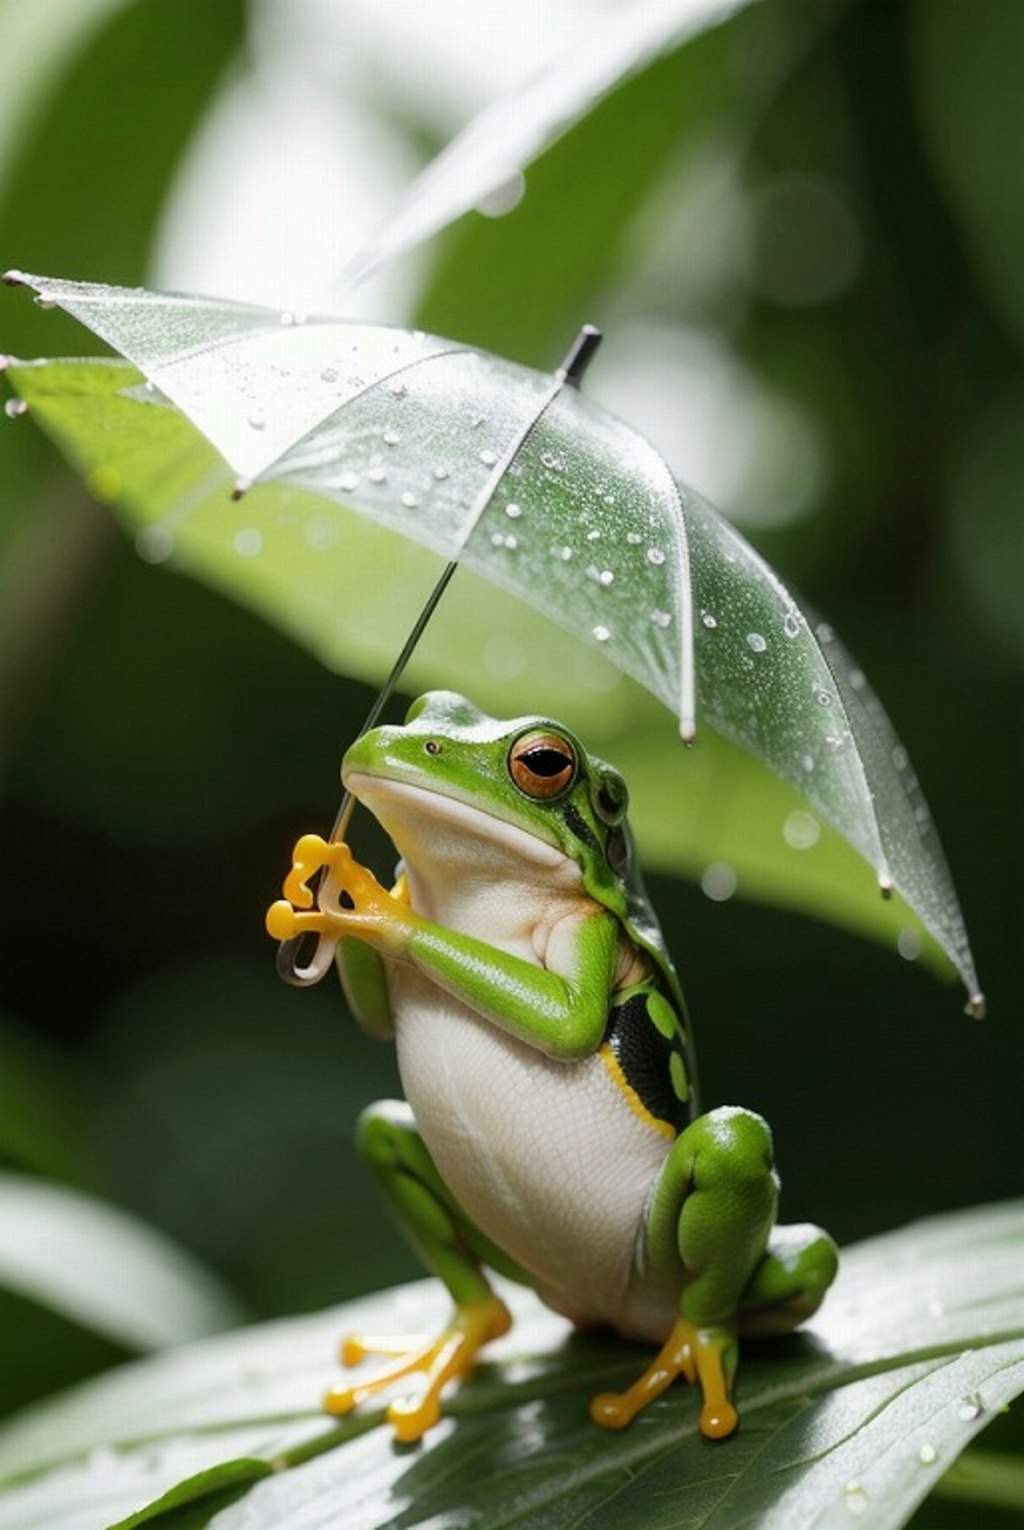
[479,449,498,467]
[918,1443,937,1466]
[646,547,666,566]
[651,610,671,628]
[701,862,737,902]
[505,502,522,519]
[701,613,718,630]
[746,632,767,653]
[844,1481,868,1517]
[233,527,263,557]
[592,624,611,643]
[897,928,921,961]
[400,491,419,509]
[783,810,820,849]
[368,466,387,484]
[383,429,400,446]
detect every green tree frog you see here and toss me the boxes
[267,692,837,1444]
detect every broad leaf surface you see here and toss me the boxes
[2,291,982,1006]
[0,1203,1021,1529]
[340,0,758,290]
[0,1171,243,1354]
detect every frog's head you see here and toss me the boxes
[342,690,634,912]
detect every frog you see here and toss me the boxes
[266,690,837,1445]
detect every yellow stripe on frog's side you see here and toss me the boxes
[598,1042,676,1141]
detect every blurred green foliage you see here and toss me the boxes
[0,5,1020,1502]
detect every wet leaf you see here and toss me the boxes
[0,1203,1021,1529]
[0,1171,243,1355]
[342,0,757,289]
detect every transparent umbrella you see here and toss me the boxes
[2,270,984,1012]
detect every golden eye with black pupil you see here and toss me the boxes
[509,731,576,799]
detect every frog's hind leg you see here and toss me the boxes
[591,1106,780,1441]
[738,1222,838,1336]
[325,1100,528,1443]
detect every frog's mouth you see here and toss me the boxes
[344,772,579,879]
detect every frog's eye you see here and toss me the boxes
[509,731,576,799]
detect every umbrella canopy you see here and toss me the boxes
[2,271,984,1013]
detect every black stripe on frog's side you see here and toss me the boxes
[603,987,689,1136]
[560,800,602,856]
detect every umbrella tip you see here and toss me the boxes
[965,991,987,1020]
[679,718,697,746]
[3,269,27,288]
[231,476,253,502]
[878,874,894,900]
[557,324,602,388]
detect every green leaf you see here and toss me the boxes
[0,1203,1021,1529]
[1,303,982,1009]
[0,1171,244,1355]
[343,0,759,290]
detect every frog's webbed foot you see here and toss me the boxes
[266,834,416,954]
[323,1295,512,1443]
[590,1318,738,1440]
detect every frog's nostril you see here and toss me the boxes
[424,739,443,756]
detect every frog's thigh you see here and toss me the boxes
[646,1106,778,1326]
[358,1100,533,1300]
[739,1222,839,1335]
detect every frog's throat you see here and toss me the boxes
[343,772,576,875]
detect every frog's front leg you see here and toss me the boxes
[266,835,418,957]
[591,1107,836,1440]
[325,1101,531,1443]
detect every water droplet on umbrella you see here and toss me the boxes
[587,528,602,542]
[801,753,815,772]
[247,413,266,431]
[383,429,400,446]
[555,545,573,561]
[400,491,419,509]
[701,613,718,630]
[479,449,498,467]
[813,684,833,706]
[598,570,615,587]
[433,465,450,480]
[824,732,848,752]
[646,547,666,566]
[593,624,611,642]
[368,466,387,484]
[321,366,338,383]
[651,609,671,628]
[541,450,565,471]
[505,502,522,519]
[338,471,359,492]
[918,1443,937,1466]
[844,1481,868,1516]
[627,531,642,544]
[784,611,801,638]
[746,632,767,653]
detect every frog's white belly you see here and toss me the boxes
[391,967,675,1342]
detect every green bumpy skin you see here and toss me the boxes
[267,691,838,1444]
